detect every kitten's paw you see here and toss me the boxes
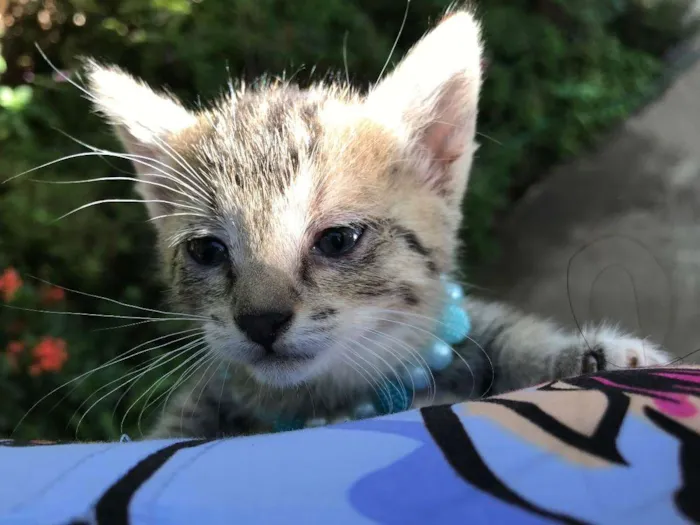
[580,327,672,374]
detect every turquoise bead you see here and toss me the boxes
[438,303,471,345]
[353,402,377,420]
[444,280,464,301]
[425,340,454,371]
[402,365,431,391]
[374,383,411,415]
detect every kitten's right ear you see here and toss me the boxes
[84,60,197,217]
[84,60,196,160]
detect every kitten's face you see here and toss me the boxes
[87,11,482,389]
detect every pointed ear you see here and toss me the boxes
[366,10,482,198]
[83,60,197,218]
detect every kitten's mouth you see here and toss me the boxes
[251,353,313,366]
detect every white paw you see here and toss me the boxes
[580,327,672,373]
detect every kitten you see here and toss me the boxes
[83,9,670,438]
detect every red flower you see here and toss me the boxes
[6,341,25,355]
[31,336,68,374]
[41,286,66,305]
[0,268,22,302]
[5,340,25,369]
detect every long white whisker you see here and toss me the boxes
[360,332,421,405]
[371,316,478,399]
[63,131,213,205]
[340,341,395,412]
[72,344,196,438]
[11,328,204,435]
[65,330,206,417]
[349,337,410,407]
[129,343,210,436]
[2,304,205,323]
[33,176,202,208]
[138,356,212,438]
[26,276,208,320]
[54,198,202,222]
[149,212,211,222]
[339,352,386,411]
[111,336,208,421]
[365,327,436,402]
[179,354,218,436]
[137,346,213,432]
[33,47,213,209]
[376,0,411,82]
[74,336,203,418]
[373,308,492,396]
[155,350,215,423]
[8,143,213,211]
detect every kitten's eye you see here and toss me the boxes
[314,226,364,258]
[186,237,228,266]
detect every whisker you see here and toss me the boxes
[110,336,208,421]
[26,276,208,320]
[72,343,198,438]
[32,176,203,209]
[339,352,386,411]
[53,198,202,223]
[358,332,419,406]
[179,354,219,436]
[149,212,211,222]
[376,0,411,82]
[150,348,216,425]
[67,330,206,418]
[31,47,216,203]
[217,362,233,432]
[370,315,480,399]
[341,341,395,412]
[363,330,434,404]
[372,308,493,396]
[8,141,213,212]
[2,304,205,324]
[351,335,414,406]
[73,335,203,418]
[129,344,210,436]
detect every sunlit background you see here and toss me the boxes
[0,0,696,440]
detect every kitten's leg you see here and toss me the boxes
[463,296,672,395]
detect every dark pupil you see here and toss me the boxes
[187,238,226,266]
[317,227,358,256]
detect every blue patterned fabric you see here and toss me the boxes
[1,367,699,525]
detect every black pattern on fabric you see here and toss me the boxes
[421,405,586,524]
[1,367,699,524]
[93,439,211,525]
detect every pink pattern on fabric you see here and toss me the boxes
[653,372,700,385]
[592,376,698,418]
[653,397,698,418]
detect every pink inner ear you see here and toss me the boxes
[422,119,463,166]
[420,77,471,168]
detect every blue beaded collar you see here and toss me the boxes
[269,275,470,432]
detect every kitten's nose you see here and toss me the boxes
[235,310,294,349]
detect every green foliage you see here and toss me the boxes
[0,0,694,440]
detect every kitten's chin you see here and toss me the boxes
[247,354,318,388]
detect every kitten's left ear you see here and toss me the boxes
[366,9,482,197]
